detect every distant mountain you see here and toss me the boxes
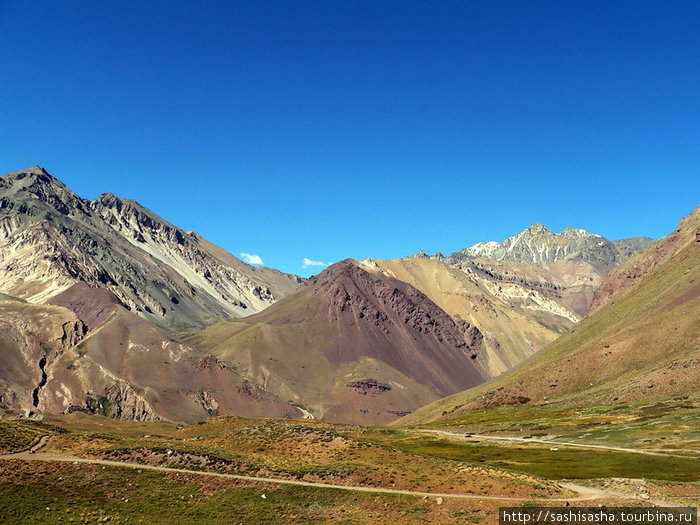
[188,259,488,424]
[403,224,653,376]
[399,206,700,425]
[0,167,303,332]
[422,224,655,274]
[403,224,655,374]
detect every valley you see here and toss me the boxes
[0,167,697,523]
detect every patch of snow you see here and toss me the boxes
[466,241,500,258]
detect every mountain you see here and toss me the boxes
[0,284,301,421]
[402,224,654,375]
[398,206,700,425]
[589,207,700,313]
[188,259,488,424]
[433,224,654,274]
[368,256,597,377]
[0,165,673,427]
[0,167,303,331]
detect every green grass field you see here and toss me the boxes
[365,433,699,481]
[423,398,700,449]
[371,398,700,482]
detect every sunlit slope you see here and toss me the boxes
[371,257,587,376]
[188,259,487,424]
[0,167,303,332]
[0,299,81,414]
[398,210,699,425]
[0,283,299,422]
[590,205,700,313]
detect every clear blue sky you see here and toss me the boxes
[1,1,698,276]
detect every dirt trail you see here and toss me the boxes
[28,435,49,454]
[416,429,691,458]
[0,438,662,505]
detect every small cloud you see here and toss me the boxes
[240,252,264,265]
[302,258,330,269]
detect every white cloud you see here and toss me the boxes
[302,258,330,269]
[240,252,264,265]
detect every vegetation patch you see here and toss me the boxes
[370,433,699,482]
[85,395,113,417]
[0,421,42,454]
[0,459,506,524]
[4,416,565,500]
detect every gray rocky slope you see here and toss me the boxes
[0,167,303,332]
[416,223,654,274]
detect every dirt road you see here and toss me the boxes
[415,429,692,458]
[0,437,655,505]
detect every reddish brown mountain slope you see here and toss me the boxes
[589,206,700,313]
[0,284,300,422]
[189,259,488,424]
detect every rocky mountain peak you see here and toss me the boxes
[92,192,125,214]
[561,227,597,238]
[308,259,361,288]
[92,192,145,214]
[2,166,61,190]
[443,222,654,273]
[3,165,49,179]
[524,223,551,235]
[306,259,477,360]
[91,191,178,243]
[0,166,90,216]
[465,240,500,258]
[412,249,444,260]
[96,191,116,202]
[0,166,304,331]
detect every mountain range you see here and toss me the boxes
[400,205,700,425]
[403,225,653,376]
[2,166,687,427]
[188,259,488,424]
[417,224,654,274]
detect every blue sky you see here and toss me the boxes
[1,1,698,276]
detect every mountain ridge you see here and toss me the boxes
[0,165,680,428]
[0,166,303,332]
[415,223,654,273]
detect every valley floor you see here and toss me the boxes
[0,406,697,524]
